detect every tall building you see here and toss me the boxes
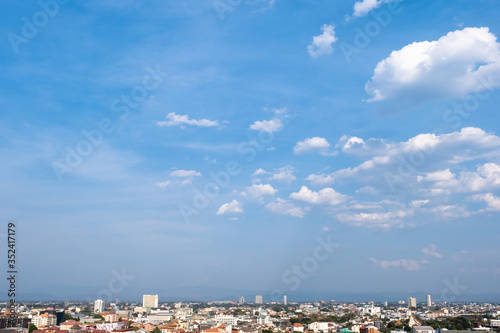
[283,294,287,306]
[426,295,432,307]
[255,295,263,304]
[143,294,159,308]
[94,299,104,313]
[408,297,417,308]
[238,296,245,305]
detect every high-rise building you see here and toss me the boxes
[143,294,159,308]
[408,297,417,308]
[283,294,287,305]
[255,295,263,304]
[238,296,245,305]
[426,295,432,307]
[94,299,104,313]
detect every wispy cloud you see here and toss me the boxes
[157,112,220,128]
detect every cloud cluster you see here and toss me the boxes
[290,186,347,206]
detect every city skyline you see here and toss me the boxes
[1,0,500,301]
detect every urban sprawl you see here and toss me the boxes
[2,295,500,333]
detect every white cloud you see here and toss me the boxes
[242,183,278,199]
[157,112,220,127]
[356,186,380,195]
[269,165,296,183]
[419,163,500,194]
[250,117,283,133]
[217,200,244,215]
[427,204,471,219]
[294,137,331,155]
[290,186,347,205]
[308,24,338,58]
[156,180,171,188]
[265,198,307,218]
[169,169,202,178]
[370,258,429,271]
[336,135,389,157]
[337,208,412,229]
[253,168,268,176]
[249,108,289,133]
[472,193,500,211]
[422,244,442,258]
[365,27,500,105]
[204,156,217,164]
[352,0,395,17]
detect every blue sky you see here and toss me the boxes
[1,0,500,301]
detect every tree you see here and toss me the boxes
[93,314,105,321]
[64,314,73,321]
[29,324,37,333]
[152,327,161,333]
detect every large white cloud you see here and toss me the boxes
[290,186,347,205]
[157,112,220,127]
[308,24,338,58]
[365,27,500,105]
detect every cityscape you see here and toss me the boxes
[2,1,500,333]
[2,295,500,333]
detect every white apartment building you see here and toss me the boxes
[408,297,417,308]
[255,295,263,304]
[143,294,159,308]
[360,304,381,315]
[215,314,238,326]
[491,320,500,327]
[257,315,272,325]
[426,295,432,307]
[32,313,57,328]
[412,326,434,333]
[94,299,104,313]
[308,322,329,332]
